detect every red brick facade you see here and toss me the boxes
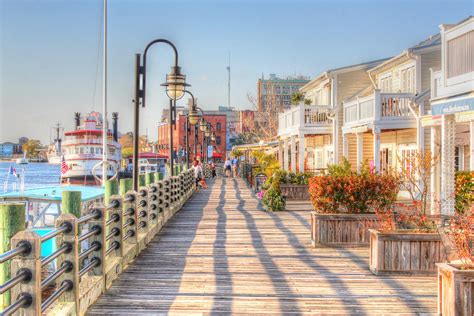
[157,114,227,162]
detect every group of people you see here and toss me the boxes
[192,156,239,190]
[224,156,239,178]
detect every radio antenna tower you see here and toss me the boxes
[227,52,231,109]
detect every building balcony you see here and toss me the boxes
[278,104,333,137]
[342,90,416,132]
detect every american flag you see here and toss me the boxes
[61,156,69,175]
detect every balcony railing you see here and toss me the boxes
[278,104,332,136]
[343,90,415,127]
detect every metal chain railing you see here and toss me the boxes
[0,168,196,315]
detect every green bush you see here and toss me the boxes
[262,171,287,211]
[455,171,474,214]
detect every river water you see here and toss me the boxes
[0,162,60,193]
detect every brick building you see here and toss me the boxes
[157,114,227,162]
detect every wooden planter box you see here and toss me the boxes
[310,212,378,247]
[369,229,447,275]
[437,263,474,315]
[280,184,309,200]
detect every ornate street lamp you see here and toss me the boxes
[132,39,189,190]
[211,132,216,141]
[199,117,207,132]
[161,66,187,100]
[188,108,200,125]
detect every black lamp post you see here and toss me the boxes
[132,39,189,191]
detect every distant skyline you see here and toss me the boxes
[1,0,472,144]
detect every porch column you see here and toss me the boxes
[283,138,289,171]
[278,139,284,169]
[430,126,441,215]
[441,114,455,216]
[342,133,348,160]
[332,117,338,164]
[290,136,297,172]
[417,118,425,152]
[356,133,363,173]
[470,121,474,170]
[298,136,305,173]
[373,129,380,173]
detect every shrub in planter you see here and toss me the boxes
[437,209,473,314]
[308,160,399,246]
[370,151,449,275]
[262,171,286,211]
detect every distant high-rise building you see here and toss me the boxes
[257,74,310,112]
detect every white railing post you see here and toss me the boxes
[374,90,381,121]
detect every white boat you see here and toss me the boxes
[16,154,28,165]
[61,111,121,185]
[47,123,63,165]
[138,153,167,174]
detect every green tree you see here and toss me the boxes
[252,150,280,177]
[291,92,304,105]
[122,147,134,158]
[22,139,42,159]
[231,149,243,158]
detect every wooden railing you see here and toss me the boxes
[0,169,195,315]
[343,90,415,126]
[278,104,332,136]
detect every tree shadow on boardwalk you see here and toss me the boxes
[271,205,434,313]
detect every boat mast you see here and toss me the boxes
[102,0,108,185]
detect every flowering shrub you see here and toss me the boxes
[308,170,399,214]
[256,190,265,200]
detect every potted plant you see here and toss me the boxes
[279,171,312,200]
[369,151,448,275]
[437,172,473,315]
[262,171,286,211]
[309,160,398,247]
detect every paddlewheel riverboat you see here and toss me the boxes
[61,111,121,185]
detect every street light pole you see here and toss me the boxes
[132,39,189,191]
[133,54,141,191]
[184,115,189,169]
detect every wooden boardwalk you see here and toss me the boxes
[88,178,438,315]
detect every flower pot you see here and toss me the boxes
[311,212,378,247]
[369,229,447,275]
[437,263,474,315]
[280,184,309,200]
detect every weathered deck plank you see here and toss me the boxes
[87,178,437,315]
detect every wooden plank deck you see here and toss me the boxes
[87,178,438,315]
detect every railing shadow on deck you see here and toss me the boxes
[210,178,234,313]
[232,178,303,314]
[261,194,434,313]
[87,181,208,315]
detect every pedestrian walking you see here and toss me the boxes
[232,156,239,178]
[224,157,232,177]
[209,160,217,178]
[192,159,207,189]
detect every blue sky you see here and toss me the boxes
[0,0,472,143]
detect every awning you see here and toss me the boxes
[212,153,223,158]
[431,95,474,115]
